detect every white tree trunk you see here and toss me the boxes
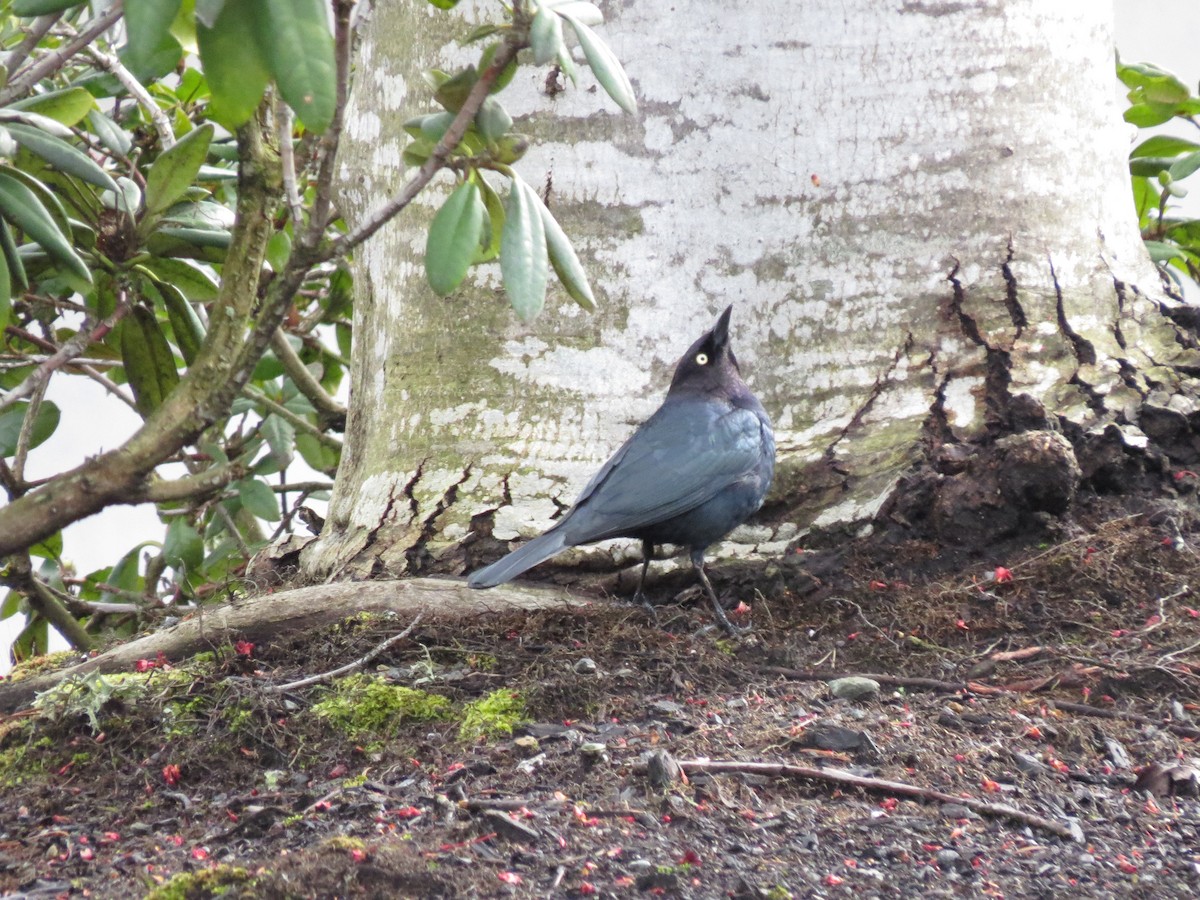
[301,0,1195,581]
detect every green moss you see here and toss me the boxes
[324,835,366,851]
[33,669,194,732]
[7,650,75,681]
[311,674,451,738]
[458,689,526,741]
[144,865,254,899]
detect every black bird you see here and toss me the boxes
[468,306,775,634]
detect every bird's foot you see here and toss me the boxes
[710,599,751,638]
[632,591,660,626]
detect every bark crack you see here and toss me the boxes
[825,332,915,460]
[947,261,1012,433]
[1001,238,1027,337]
[407,465,473,574]
[1050,256,1097,366]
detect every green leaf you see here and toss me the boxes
[30,530,63,561]
[426,180,486,296]
[197,1,271,129]
[1145,240,1186,263]
[0,219,27,293]
[500,177,549,321]
[0,251,9,335]
[1117,61,1191,103]
[462,23,500,44]
[435,67,478,113]
[1124,102,1180,128]
[1131,135,1200,159]
[531,4,565,66]
[154,280,205,365]
[120,306,180,416]
[4,122,119,193]
[238,477,281,521]
[475,96,513,142]
[1169,151,1200,182]
[1129,157,1176,178]
[122,0,185,81]
[11,615,49,662]
[266,229,292,272]
[0,400,61,457]
[427,0,461,8]
[548,1,604,26]
[0,171,91,285]
[253,0,336,132]
[479,43,519,95]
[475,175,505,263]
[86,110,134,156]
[261,414,295,470]
[164,517,204,575]
[0,589,21,621]
[196,0,228,28]
[558,12,637,113]
[136,256,220,301]
[12,0,85,15]
[10,88,96,127]
[143,123,214,222]
[532,194,596,311]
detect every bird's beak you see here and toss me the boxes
[711,305,733,351]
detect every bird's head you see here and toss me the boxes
[668,305,744,396]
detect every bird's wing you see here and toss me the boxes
[562,399,768,543]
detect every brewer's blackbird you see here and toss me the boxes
[468,305,775,635]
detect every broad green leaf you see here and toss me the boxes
[102,544,148,603]
[12,0,85,15]
[435,67,478,113]
[479,43,519,94]
[531,193,596,310]
[500,177,548,321]
[11,615,49,662]
[253,0,336,132]
[10,88,96,127]
[0,589,21,621]
[1169,151,1200,183]
[558,12,637,113]
[30,530,63,560]
[122,0,185,81]
[136,256,220,301]
[0,171,91,284]
[0,400,61,457]
[426,180,485,296]
[1124,102,1179,128]
[154,280,205,365]
[548,1,604,26]
[0,244,9,335]
[1145,240,1186,263]
[462,23,500,44]
[427,0,461,8]
[0,220,27,292]
[476,96,513,142]
[1131,135,1200,159]
[161,201,235,231]
[531,4,565,66]
[1117,61,1191,104]
[120,306,180,416]
[197,1,271,129]
[86,110,134,156]
[296,431,339,474]
[4,122,118,192]
[260,414,295,470]
[474,175,505,263]
[196,0,228,28]
[1129,157,1176,178]
[164,517,204,575]
[266,229,291,272]
[143,123,214,222]
[492,134,529,165]
[238,477,281,521]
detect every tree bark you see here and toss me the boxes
[302,0,1196,583]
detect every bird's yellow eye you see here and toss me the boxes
[695,352,709,365]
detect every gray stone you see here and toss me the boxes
[828,676,881,701]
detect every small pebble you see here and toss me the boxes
[513,735,540,755]
[935,849,961,870]
[574,657,598,675]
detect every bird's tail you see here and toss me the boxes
[467,529,570,588]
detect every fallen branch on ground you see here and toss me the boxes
[265,613,425,693]
[659,758,1079,840]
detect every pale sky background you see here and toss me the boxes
[1,2,1198,670]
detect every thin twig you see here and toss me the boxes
[83,45,175,150]
[663,759,1079,840]
[277,102,303,230]
[265,613,425,693]
[0,2,125,105]
[1050,700,1200,740]
[269,328,346,427]
[0,294,134,413]
[309,0,356,233]
[242,385,343,449]
[12,377,48,484]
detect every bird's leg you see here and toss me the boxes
[691,550,749,637]
[633,540,659,623]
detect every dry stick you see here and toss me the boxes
[265,613,425,694]
[1050,700,1200,740]
[671,759,1078,840]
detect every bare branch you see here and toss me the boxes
[270,328,346,428]
[6,13,63,74]
[12,377,48,485]
[1,556,95,652]
[309,0,357,233]
[83,45,175,150]
[0,2,125,105]
[270,480,333,494]
[242,385,343,450]
[133,462,247,504]
[277,103,303,230]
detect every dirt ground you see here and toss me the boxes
[2,494,1200,899]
